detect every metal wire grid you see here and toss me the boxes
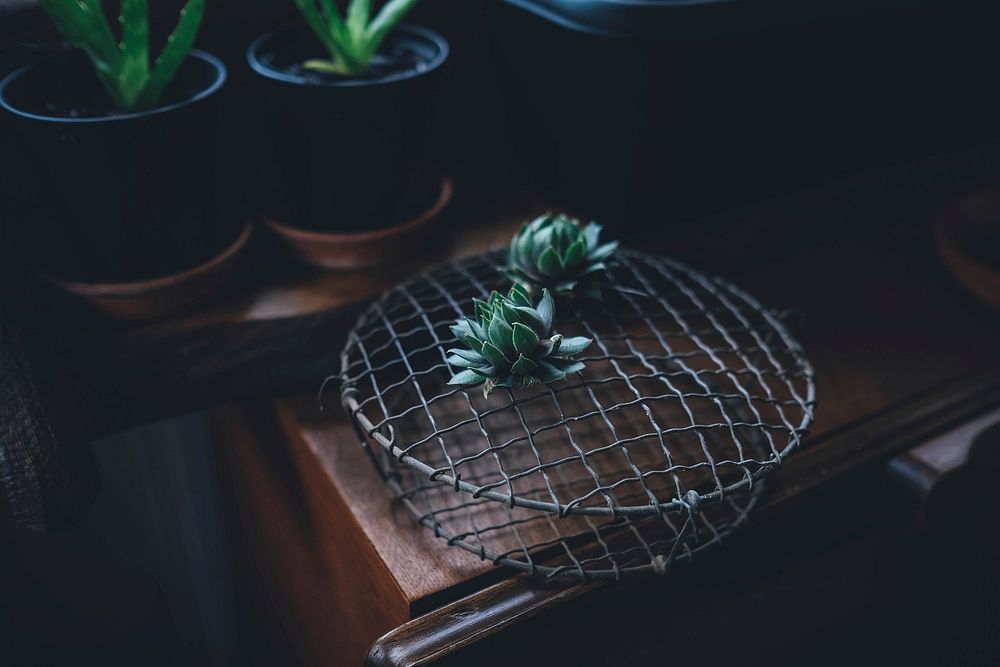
[338,248,815,576]
[342,249,814,501]
[370,382,767,578]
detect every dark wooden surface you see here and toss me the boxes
[367,373,1000,666]
[5,0,998,662]
[212,149,1000,664]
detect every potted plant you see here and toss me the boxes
[247,0,451,270]
[0,0,247,319]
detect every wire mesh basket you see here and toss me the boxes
[339,248,816,579]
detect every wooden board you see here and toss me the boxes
[213,165,1000,664]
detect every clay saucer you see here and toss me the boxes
[263,176,453,270]
[934,189,1000,310]
[42,220,253,321]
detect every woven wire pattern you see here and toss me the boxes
[339,248,815,577]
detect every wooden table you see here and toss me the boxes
[211,152,1000,665]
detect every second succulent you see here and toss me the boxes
[507,213,618,298]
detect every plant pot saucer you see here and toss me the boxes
[262,176,452,271]
[934,189,1000,310]
[40,220,253,321]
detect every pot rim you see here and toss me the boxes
[40,219,253,296]
[0,49,227,124]
[246,23,449,89]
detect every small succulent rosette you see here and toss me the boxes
[447,285,592,397]
[507,213,618,298]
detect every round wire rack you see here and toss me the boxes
[339,248,816,578]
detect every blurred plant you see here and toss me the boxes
[39,0,205,111]
[447,284,592,398]
[294,0,421,76]
[507,213,618,299]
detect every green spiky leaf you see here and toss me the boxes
[481,341,510,369]
[554,336,591,356]
[297,0,422,77]
[488,316,514,353]
[511,354,537,375]
[537,247,563,277]
[449,369,485,385]
[505,213,619,298]
[447,348,487,364]
[39,0,205,112]
[134,0,204,110]
[445,286,592,392]
[537,289,554,332]
[512,322,539,356]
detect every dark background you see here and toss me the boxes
[2,1,1000,665]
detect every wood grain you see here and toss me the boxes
[213,162,1000,664]
[216,366,1000,667]
[366,369,1000,666]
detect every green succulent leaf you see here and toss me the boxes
[554,280,578,293]
[511,354,538,375]
[488,316,514,353]
[346,0,371,38]
[537,289,554,332]
[563,238,586,270]
[473,298,492,325]
[501,302,528,331]
[461,333,484,353]
[510,306,546,335]
[588,241,619,262]
[509,283,531,307]
[135,0,204,110]
[446,354,484,369]
[554,336,592,356]
[445,286,590,391]
[535,361,567,383]
[481,341,511,369]
[512,322,540,356]
[578,262,607,277]
[447,348,487,364]
[449,369,485,385]
[554,360,586,375]
[451,320,472,339]
[295,0,422,77]
[38,0,205,112]
[506,213,617,298]
[537,247,564,278]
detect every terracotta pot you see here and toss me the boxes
[42,221,253,321]
[263,177,452,270]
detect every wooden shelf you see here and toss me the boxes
[20,136,1000,438]
[18,177,551,437]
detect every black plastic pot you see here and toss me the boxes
[247,24,449,233]
[494,0,1000,226]
[0,49,228,283]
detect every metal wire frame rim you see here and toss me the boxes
[380,460,766,580]
[339,248,816,519]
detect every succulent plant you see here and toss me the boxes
[447,284,592,397]
[507,213,618,298]
[295,0,421,76]
[39,0,205,111]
